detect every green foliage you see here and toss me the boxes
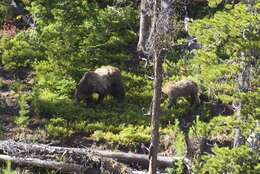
[0,32,43,70]
[2,161,16,174]
[176,3,260,102]
[190,115,256,143]
[208,0,224,8]
[193,146,259,174]
[91,125,150,146]
[0,121,4,138]
[46,117,74,138]
[15,94,30,128]
[0,1,259,173]
[22,0,138,71]
[190,116,209,138]
[74,122,123,134]
[31,89,80,118]
[0,1,14,24]
[166,160,185,174]
[239,90,260,120]
[173,120,186,156]
[34,59,76,96]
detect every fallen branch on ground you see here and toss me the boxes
[0,154,86,173]
[0,140,181,171]
[0,140,132,173]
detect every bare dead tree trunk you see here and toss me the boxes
[233,102,243,147]
[148,51,163,174]
[137,0,149,54]
[233,52,252,147]
[147,0,158,52]
[143,1,182,172]
[147,1,162,173]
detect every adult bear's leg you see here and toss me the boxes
[85,96,95,107]
[97,93,105,104]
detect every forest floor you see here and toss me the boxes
[0,67,159,154]
[0,64,235,174]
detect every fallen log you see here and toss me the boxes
[0,140,132,174]
[96,150,180,168]
[0,140,181,169]
[0,154,87,173]
[0,154,170,174]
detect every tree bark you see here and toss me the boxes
[148,51,163,174]
[137,0,149,54]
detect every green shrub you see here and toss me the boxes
[193,146,259,174]
[2,161,16,174]
[0,1,14,24]
[74,122,123,134]
[91,125,150,146]
[32,89,80,118]
[166,160,185,174]
[172,120,186,157]
[46,117,74,138]
[15,94,30,128]
[0,32,43,70]
[34,59,76,97]
[0,121,4,138]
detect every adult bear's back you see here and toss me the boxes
[94,65,121,83]
[95,65,124,99]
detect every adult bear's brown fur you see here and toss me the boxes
[75,65,125,106]
[162,79,199,109]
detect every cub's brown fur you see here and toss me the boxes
[75,65,125,106]
[162,79,199,109]
[208,103,234,116]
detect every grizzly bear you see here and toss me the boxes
[162,79,199,109]
[206,102,234,116]
[75,65,125,107]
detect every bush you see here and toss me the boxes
[193,146,259,174]
[1,161,16,174]
[31,89,80,118]
[46,117,74,138]
[15,94,30,128]
[0,32,43,70]
[0,1,15,24]
[91,125,150,146]
[34,59,76,97]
